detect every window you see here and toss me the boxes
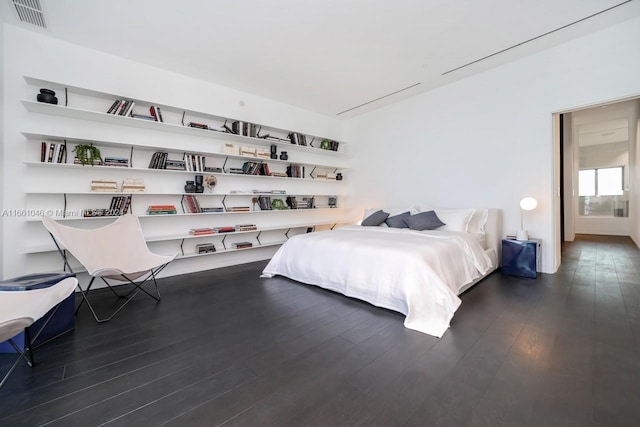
[578,166,623,196]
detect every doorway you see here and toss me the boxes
[558,97,639,257]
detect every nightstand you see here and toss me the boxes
[501,238,541,279]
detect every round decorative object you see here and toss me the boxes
[204,175,217,193]
[37,88,58,105]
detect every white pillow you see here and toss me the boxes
[430,208,475,232]
[468,209,488,234]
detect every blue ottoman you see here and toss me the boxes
[0,273,76,352]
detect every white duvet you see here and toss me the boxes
[261,225,493,337]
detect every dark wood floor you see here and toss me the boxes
[1,235,639,426]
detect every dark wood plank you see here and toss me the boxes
[1,235,639,427]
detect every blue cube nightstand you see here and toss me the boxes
[502,238,541,279]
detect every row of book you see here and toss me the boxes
[147,205,177,215]
[107,99,135,117]
[256,196,274,211]
[106,100,165,122]
[241,161,271,176]
[40,142,67,163]
[288,132,308,146]
[182,196,228,214]
[103,157,129,167]
[83,195,131,217]
[287,196,314,209]
[286,165,305,178]
[189,224,257,236]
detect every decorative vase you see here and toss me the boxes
[194,175,204,192]
[336,173,343,181]
[37,88,58,105]
[184,181,196,193]
[279,151,288,161]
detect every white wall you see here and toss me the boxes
[345,16,640,273]
[1,24,346,280]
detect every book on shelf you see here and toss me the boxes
[147,204,177,215]
[196,243,216,254]
[91,179,118,192]
[149,106,164,122]
[270,172,288,177]
[203,166,222,173]
[228,168,245,174]
[214,226,236,233]
[106,100,120,114]
[189,228,215,235]
[288,132,307,146]
[232,121,256,137]
[41,142,67,164]
[183,154,206,172]
[104,157,129,167]
[132,113,155,121]
[122,101,135,117]
[233,242,253,249]
[182,195,202,213]
[223,143,238,155]
[165,159,186,170]
[286,165,305,179]
[107,195,132,215]
[201,207,224,213]
[240,147,256,157]
[256,196,272,211]
[228,206,251,212]
[121,178,145,192]
[235,224,257,231]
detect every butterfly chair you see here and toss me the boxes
[42,214,177,323]
[0,276,78,388]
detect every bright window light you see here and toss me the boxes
[579,169,595,196]
[597,167,623,196]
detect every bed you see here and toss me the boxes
[261,207,501,337]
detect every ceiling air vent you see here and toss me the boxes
[13,0,47,29]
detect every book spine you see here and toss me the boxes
[48,143,55,163]
[156,107,164,122]
[107,100,120,114]
[41,142,46,162]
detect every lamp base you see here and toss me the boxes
[516,230,529,241]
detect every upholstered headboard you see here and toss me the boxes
[484,208,502,259]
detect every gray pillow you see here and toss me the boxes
[362,210,389,226]
[385,211,411,228]
[408,210,445,231]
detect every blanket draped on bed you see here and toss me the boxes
[262,226,493,337]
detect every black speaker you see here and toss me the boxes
[37,88,58,105]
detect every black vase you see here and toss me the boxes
[185,181,196,193]
[279,151,288,161]
[37,88,58,105]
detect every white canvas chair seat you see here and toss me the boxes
[0,277,77,388]
[42,214,177,323]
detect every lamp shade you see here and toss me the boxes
[519,197,537,211]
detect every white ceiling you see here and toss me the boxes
[3,0,640,118]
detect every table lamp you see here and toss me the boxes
[517,197,537,241]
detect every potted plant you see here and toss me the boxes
[73,144,102,166]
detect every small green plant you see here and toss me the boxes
[73,144,102,166]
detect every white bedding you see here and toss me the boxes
[261,225,495,337]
